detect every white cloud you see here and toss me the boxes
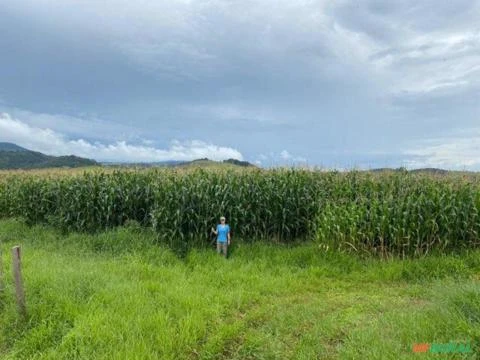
[0,113,243,162]
[331,2,480,95]
[280,150,291,160]
[404,129,480,169]
[373,31,480,94]
[256,150,307,167]
[0,107,140,143]
[281,150,307,163]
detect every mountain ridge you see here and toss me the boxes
[0,142,29,152]
[0,142,98,169]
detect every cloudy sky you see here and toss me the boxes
[1,0,479,168]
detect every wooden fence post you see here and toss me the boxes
[0,247,3,291]
[11,246,26,316]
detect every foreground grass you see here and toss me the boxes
[0,220,479,359]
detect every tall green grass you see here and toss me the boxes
[0,220,479,359]
[1,169,480,256]
[316,173,480,256]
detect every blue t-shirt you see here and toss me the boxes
[216,224,230,243]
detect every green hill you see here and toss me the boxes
[0,142,98,169]
[0,143,28,152]
[102,158,256,169]
[177,158,256,169]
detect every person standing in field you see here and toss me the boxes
[211,216,231,258]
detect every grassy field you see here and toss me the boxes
[0,219,479,359]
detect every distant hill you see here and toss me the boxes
[178,158,256,168]
[369,167,465,175]
[222,158,255,167]
[0,143,28,152]
[102,160,186,168]
[0,142,98,169]
[409,168,450,175]
[102,158,256,169]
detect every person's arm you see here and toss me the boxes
[211,225,218,235]
[227,226,231,245]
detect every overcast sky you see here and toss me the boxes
[1,0,479,168]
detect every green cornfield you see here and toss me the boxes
[0,168,479,256]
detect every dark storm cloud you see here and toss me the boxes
[0,0,479,167]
